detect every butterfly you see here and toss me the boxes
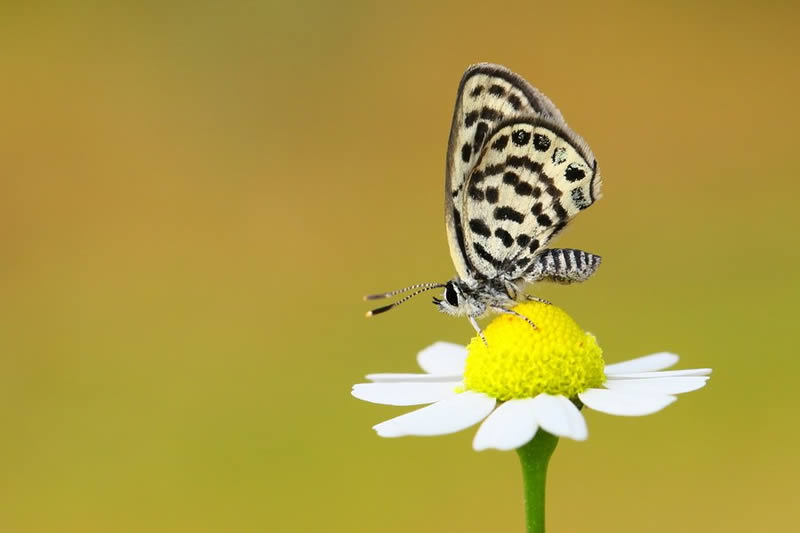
[366,63,603,339]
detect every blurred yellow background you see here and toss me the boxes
[1,1,798,531]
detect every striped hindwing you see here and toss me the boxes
[461,117,602,281]
[444,64,568,284]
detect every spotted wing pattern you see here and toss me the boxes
[444,64,572,284]
[460,117,601,281]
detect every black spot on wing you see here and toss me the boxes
[480,107,502,121]
[468,185,484,201]
[484,163,504,176]
[552,147,567,165]
[532,187,542,198]
[503,172,519,186]
[507,156,543,174]
[470,85,484,98]
[533,134,551,151]
[474,122,489,149]
[531,202,543,216]
[515,181,533,196]
[461,143,472,163]
[491,135,509,151]
[516,257,530,268]
[546,184,563,198]
[534,171,563,198]
[494,206,525,224]
[537,214,553,227]
[469,218,491,238]
[516,234,531,247]
[465,110,479,128]
[571,187,590,209]
[488,84,505,96]
[507,156,526,169]
[473,242,502,269]
[508,94,522,110]
[494,228,514,248]
[551,221,568,239]
[565,164,586,182]
[511,129,531,146]
[552,201,567,219]
[485,187,499,204]
[529,239,540,253]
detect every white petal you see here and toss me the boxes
[579,388,676,416]
[417,342,468,375]
[366,373,462,383]
[530,394,588,441]
[473,398,538,451]
[373,391,495,437]
[352,382,460,406]
[604,376,709,395]
[604,352,679,375]
[608,369,712,379]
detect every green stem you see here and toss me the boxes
[516,430,559,533]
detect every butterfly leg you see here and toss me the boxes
[503,280,518,300]
[524,295,552,305]
[468,315,488,346]
[493,305,537,330]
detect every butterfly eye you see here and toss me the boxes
[445,282,459,306]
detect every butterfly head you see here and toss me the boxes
[432,279,485,317]
[364,279,491,318]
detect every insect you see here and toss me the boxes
[365,63,603,339]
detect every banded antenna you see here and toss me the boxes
[364,283,445,316]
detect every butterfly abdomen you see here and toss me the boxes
[525,248,601,284]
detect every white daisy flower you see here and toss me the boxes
[353,302,711,451]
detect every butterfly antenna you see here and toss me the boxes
[365,284,445,317]
[363,282,444,301]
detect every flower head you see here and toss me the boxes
[352,302,711,451]
[464,303,604,400]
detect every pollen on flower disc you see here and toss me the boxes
[464,302,605,400]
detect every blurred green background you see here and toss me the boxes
[1,1,798,531]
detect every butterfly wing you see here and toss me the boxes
[460,117,602,281]
[444,63,575,284]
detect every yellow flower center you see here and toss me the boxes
[463,302,605,400]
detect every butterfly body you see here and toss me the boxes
[366,63,603,335]
[434,246,601,318]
